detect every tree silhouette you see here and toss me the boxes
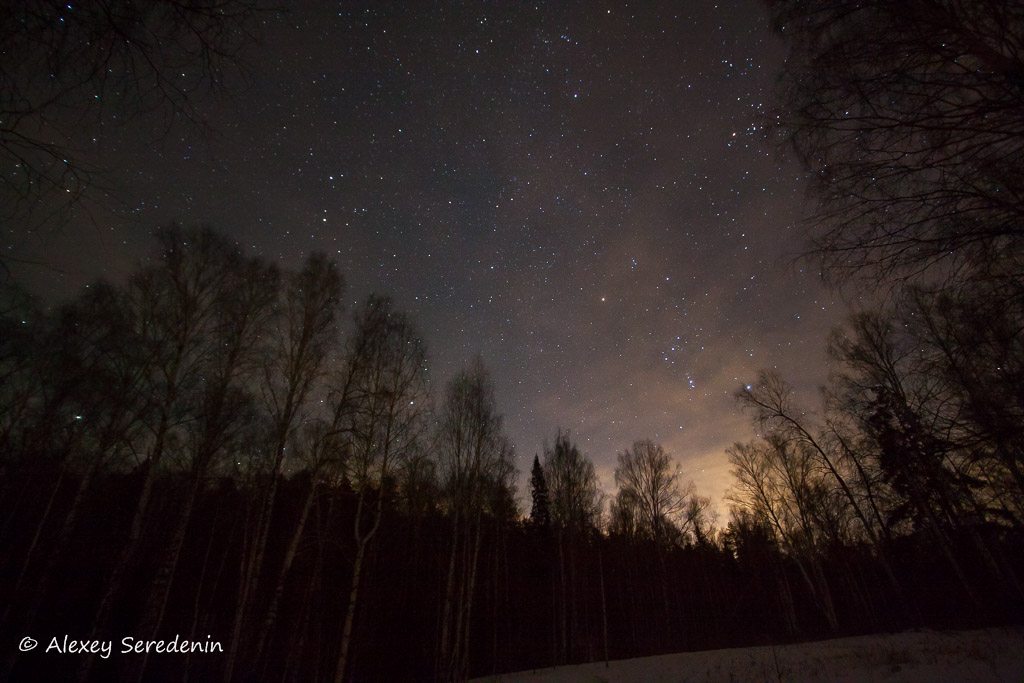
[542,431,602,663]
[1,0,265,233]
[727,437,841,631]
[435,357,515,682]
[4,222,1024,681]
[529,454,551,532]
[612,439,691,546]
[333,296,430,683]
[225,251,342,682]
[132,249,278,683]
[769,0,1024,294]
[544,431,602,535]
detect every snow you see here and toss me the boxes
[475,627,1024,682]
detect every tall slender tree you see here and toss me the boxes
[435,357,515,682]
[333,296,430,683]
[81,224,238,682]
[727,437,841,631]
[132,252,279,682]
[543,431,601,663]
[225,252,342,681]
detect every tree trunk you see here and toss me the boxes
[131,472,203,682]
[0,460,72,682]
[224,442,285,682]
[437,508,461,681]
[334,537,368,683]
[556,533,567,664]
[286,493,330,683]
[457,512,484,681]
[78,404,173,683]
[598,547,609,668]
[2,458,69,628]
[182,505,219,683]
[334,486,384,683]
[253,478,318,667]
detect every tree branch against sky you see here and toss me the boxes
[0,0,265,238]
[769,0,1024,294]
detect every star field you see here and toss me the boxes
[12,0,846,514]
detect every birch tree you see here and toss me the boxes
[81,225,238,681]
[435,358,515,682]
[225,252,342,681]
[333,296,429,683]
[131,253,278,682]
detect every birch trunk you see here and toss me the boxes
[253,477,318,666]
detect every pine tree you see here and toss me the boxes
[529,455,550,531]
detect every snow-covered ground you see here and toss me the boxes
[475,627,1024,682]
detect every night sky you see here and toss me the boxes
[11,0,846,515]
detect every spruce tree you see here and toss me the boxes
[529,454,551,531]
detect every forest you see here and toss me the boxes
[2,0,1024,681]
[0,217,1021,682]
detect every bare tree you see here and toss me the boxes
[0,0,265,233]
[248,292,392,672]
[727,437,841,631]
[768,0,1024,613]
[611,439,691,546]
[769,0,1024,294]
[435,357,515,683]
[610,438,703,650]
[0,280,151,682]
[544,431,602,535]
[225,252,342,682]
[542,430,602,664]
[80,225,239,681]
[738,364,917,608]
[249,422,336,672]
[683,494,717,546]
[908,287,1024,521]
[0,282,45,461]
[333,296,430,683]
[829,309,1022,602]
[131,252,278,682]
[738,369,891,546]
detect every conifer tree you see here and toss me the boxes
[529,454,551,531]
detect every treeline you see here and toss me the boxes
[727,294,1024,636]
[728,0,1024,657]
[1,225,1021,682]
[0,225,509,682]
